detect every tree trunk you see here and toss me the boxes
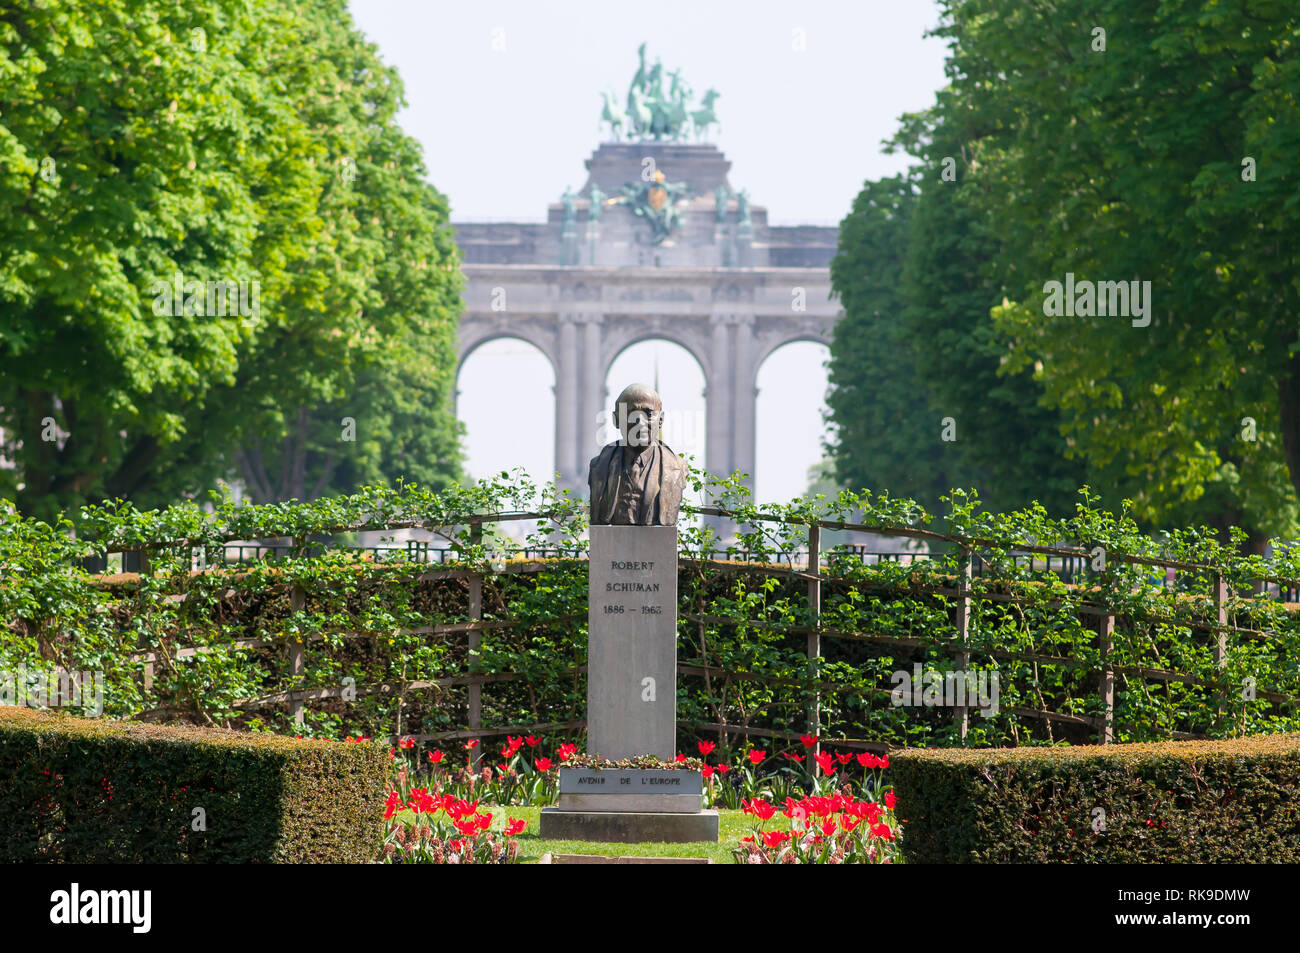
[1279,346,1300,502]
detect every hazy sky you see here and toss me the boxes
[348,0,950,502]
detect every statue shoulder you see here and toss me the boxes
[589,442,620,471]
[658,443,688,472]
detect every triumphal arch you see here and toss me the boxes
[454,46,841,496]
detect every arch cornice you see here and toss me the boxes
[458,314,561,376]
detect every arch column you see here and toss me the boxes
[731,315,757,496]
[555,314,579,493]
[577,314,605,493]
[705,314,733,482]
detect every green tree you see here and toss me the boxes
[802,455,841,500]
[827,151,1079,515]
[894,108,1081,516]
[827,172,955,506]
[212,0,464,503]
[927,0,1299,544]
[0,0,463,519]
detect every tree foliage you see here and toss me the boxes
[0,0,463,519]
[828,173,954,507]
[940,0,1300,541]
[828,139,1079,515]
[831,0,1300,543]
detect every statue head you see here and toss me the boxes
[611,382,663,449]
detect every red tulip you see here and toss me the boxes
[782,797,807,821]
[820,817,837,837]
[743,798,777,820]
[877,754,890,769]
[814,751,835,775]
[782,751,805,763]
[748,750,765,765]
[701,765,714,779]
[698,741,716,756]
[804,796,832,816]
[505,818,527,836]
[836,752,853,765]
[535,757,553,772]
[448,798,479,819]
[383,791,402,820]
[761,830,790,849]
[398,737,415,750]
[427,750,445,765]
[557,743,578,761]
[716,764,730,774]
[849,800,881,823]
[884,790,897,810]
[463,739,479,750]
[800,734,818,748]
[453,818,478,837]
[674,753,687,763]
[408,788,435,814]
[856,752,877,769]
[525,735,541,747]
[475,812,492,831]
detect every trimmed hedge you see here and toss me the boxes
[891,734,1300,863]
[0,707,389,863]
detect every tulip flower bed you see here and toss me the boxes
[736,790,901,864]
[381,789,528,864]
[378,734,577,863]
[378,732,903,863]
[727,739,902,863]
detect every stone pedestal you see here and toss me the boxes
[581,142,733,197]
[537,524,718,843]
[539,808,720,843]
[540,767,719,842]
[586,525,677,760]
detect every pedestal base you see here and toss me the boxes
[539,808,720,844]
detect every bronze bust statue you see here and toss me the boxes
[588,383,688,525]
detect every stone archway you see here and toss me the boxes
[453,139,840,500]
[456,335,557,486]
[602,337,708,472]
[754,339,833,505]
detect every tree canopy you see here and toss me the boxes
[829,0,1300,544]
[0,0,463,520]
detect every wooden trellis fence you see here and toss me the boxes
[98,507,1300,752]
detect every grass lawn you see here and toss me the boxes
[501,806,750,863]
